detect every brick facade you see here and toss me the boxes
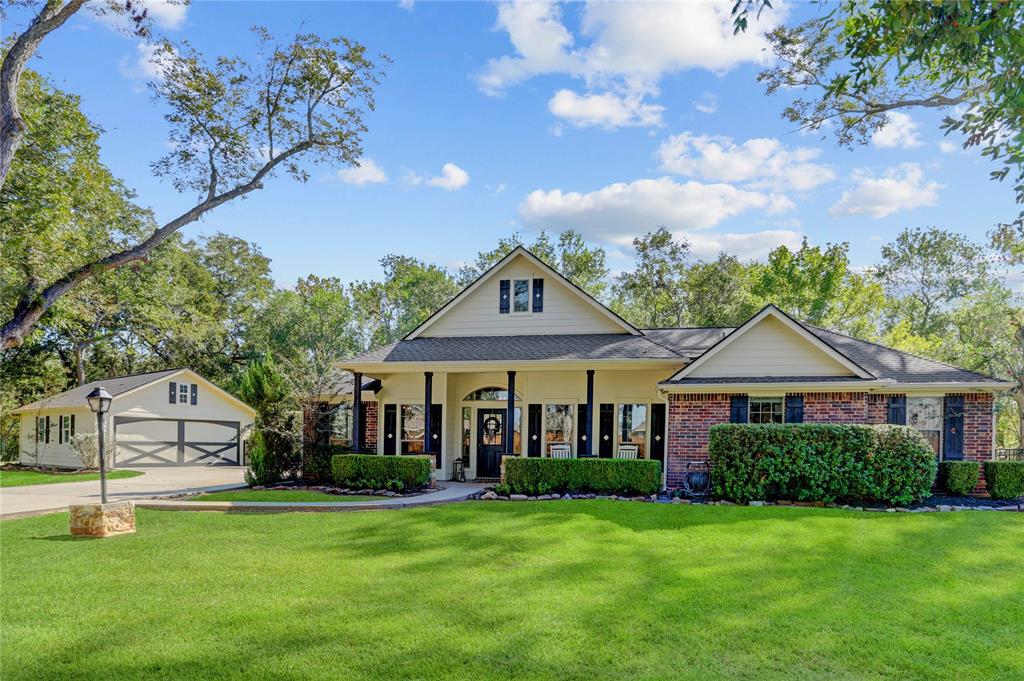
[865,394,889,424]
[363,400,378,452]
[962,393,994,493]
[666,393,732,489]
[802,392,868,423]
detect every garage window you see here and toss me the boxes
[178,383,189,404]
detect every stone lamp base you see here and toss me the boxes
[69,501,136,538]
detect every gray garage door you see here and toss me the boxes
[113,417,241,467]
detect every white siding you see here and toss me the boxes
[112,374,252,424]
[688,315,855,378]
[18,407,95,469]
[422,254,625,337]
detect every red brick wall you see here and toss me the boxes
[865,394,889,424]
[802,392,868,423]
[666,393,731,489]
[363,400,378,452]
[962,393,994,493]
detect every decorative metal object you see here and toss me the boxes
[85,386,113,504]
[680,461,711,499]
[452,457,466,483]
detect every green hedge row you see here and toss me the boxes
[303,444,352,482]
[983,461,1024,500]
[938,461,980,495]
[331,454,432,490]
[708,423,936,506]
[502,457,661,496]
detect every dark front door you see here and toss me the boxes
[477,409,505,478]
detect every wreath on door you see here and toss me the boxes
[483,416,501,440]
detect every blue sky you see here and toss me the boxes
[6,0,1019,287]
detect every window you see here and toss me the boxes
[462,407,471,465]
[749,397,783,424]
[544,404,574,455]
[617,404,648,458]
[330,403,353,446]
[178,383,189,404]
[907,397,942,456]
[36,417,46,443]
[401,404,425,454]
[60,415,73,444]
[463,387,518,402]
[513,279,530,312]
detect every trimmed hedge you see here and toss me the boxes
[331,454,432,490]
[502,457,661,496]
[303,444,351,482]
[708,423,936,506]
[938,461,980,496]
[983,461,1024,500]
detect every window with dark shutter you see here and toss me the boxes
[498,279,510,314]
[169,382,177,404]
[598,403,614,458]
[532,278,544,312]
[58,415,63,444]
[576,404,589,455]
[383,404,397,455]
[729,396,749,424]
[785,395,804,423]
[527,404,542,457]
[191,384,198,405]
[44,415,50,443]
[70,414,76,436]
[887,395,907,425]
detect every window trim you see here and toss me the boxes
[543,403,575,456]
[615,402,650,459]
[178,383,190,404]
[907,395,943,458]
[511,278,531,314]
[748,396,785,424]
[400,403,425,454]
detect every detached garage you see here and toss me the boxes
[15,368,256,469]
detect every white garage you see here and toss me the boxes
[16,368,256,469]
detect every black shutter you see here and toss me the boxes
[598,403,614,458]
[430,404,442,469]
[649,403,666,464]
[785,395,804,423]
[730,396,748,424]
[499,279,510,314]
[169,382,177,404]
[358,404,367,451]
[383,404,397,455]
[58,415,63,444]
[532,278,544,312]
[191,384,198,405]
[943,395,964,460]
[527,404,542,457]
[70,414,75,436]
[44,415,50,443]
[887,395,907,425]
[576,404,589,455]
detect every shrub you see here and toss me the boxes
[502,457,661,496]
[938,461,980,495]
[68,433,99,469]
[331,454,432,490]
[708,423,936,506]
[983,461,1024,500]
[245,431,276,486]
[303,444,351,482]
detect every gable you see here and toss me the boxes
[685,314,859,378]
[416,251,632,337]
[113,370,256,419]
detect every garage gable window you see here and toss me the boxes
[178,383,189,404]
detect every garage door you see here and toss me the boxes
[114,417,241,467]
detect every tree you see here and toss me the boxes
[739,1,1024,209]
[232,352,298,485]
[875,227,989,337]
[680,254,759,327]
[611,227,689,328]
[1,27,385,349]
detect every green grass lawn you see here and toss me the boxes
[0,468,142,488]
[187,489,379,502]
[2,503,1022,680]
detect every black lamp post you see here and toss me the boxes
[86,387,113,504]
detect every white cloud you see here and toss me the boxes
[829,163,943,218]
[337,158,387,185]
[398,0,415,10]
[657,133,835,192]
[548,89,664,129]
[872,112,922,149]
[938,140,958,153]
[683,229,803,260]
[518,176,793,244]
[93,0,187,31]
[693,92,718,114]
[119,42,175,86]
[426,163,470,191]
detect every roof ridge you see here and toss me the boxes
[636,334,689,359]
[83,366,184,385]
[641,326,735,331]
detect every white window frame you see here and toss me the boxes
[511,279,531,315]
[907,396,943,458]
[400,403,425,454]
[178,383,190,404]
[60,415,71,443]
[616,402,650,459]
[543,403,574,456]
[748,396,784,424]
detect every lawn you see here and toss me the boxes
[187,489,379,502]
[0,468,142,488]
[2,503,1022,681]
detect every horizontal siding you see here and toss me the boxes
[423,255,625,337]
[113,375,253,425]
[18,407,95,468]
[689,316,854,378]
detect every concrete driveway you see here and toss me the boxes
[0,466,247,519]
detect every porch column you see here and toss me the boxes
[585,369,594,456]
[506,370,516,455]
[352,372,363,453]
[423,372,433,455]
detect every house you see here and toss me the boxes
[14,368,255,469]
[325,246,1011,489]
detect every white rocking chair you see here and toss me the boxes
[549,444,574,459]
[615,444,639,460]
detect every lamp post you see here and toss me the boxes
[86,387,113,504]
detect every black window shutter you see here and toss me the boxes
[576,404,589,455]
[527,404,542,457]
[598,403,614,458]
[887,395,907,425]
[499,279,510,314]
[45,415,50,443]
[649,403,666,463]
[943,395,965,460]
[785,395,804,424]
[383,404,397,455]
[191,384,198,405]
[35,417,40,442]
[169,382,177,404]
[532,278,544,312]
[70,414,75,436]
[730,396,748,424]
[58,416,63,444]
[430,404,442,470]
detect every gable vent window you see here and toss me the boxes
[513,279,530,312]
[178,383,190,404]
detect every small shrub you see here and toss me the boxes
[331,454,432,490]
[303,444,351,482]
[245,431,275,486]
[68,433,99,469]
[502,457,660,496]
[493,482,511,495]
[983,461,1024,500]
[938,461,980,496]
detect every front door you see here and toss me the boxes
[477,409,505,478]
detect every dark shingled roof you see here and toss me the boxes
[14,369,183,412]
[666,376,875,385]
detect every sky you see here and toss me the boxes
[5,0,1020,287]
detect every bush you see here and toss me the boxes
[708,423,936,506]
[68,433,99,469]
[331,454,432,490]
[303,444,351,482]
[983,461,1024,500]
[938,461,980,495]
[502,457,661,496]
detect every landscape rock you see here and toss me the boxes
[937,505,954,512]
[749,501,765,507]
[69,502,136,538]
[562,494,573,501]
[510,494,528,501]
